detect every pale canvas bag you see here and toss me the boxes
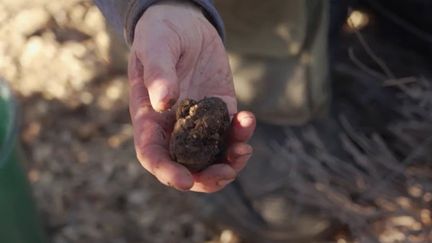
[216,0,330,125]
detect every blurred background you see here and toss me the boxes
[0,0,431,242]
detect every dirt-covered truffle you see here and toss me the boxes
[169,97,231,172]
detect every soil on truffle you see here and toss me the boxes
[169,97,230,172]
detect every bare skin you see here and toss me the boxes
[128,1,255,193]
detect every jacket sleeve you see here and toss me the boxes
[93,0,225,45]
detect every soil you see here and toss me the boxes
[170,97,230,172]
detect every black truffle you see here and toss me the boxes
[169,97,230,172]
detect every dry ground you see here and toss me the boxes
[1,0,431,242]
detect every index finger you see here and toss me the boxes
[129,55,193,191]
[132,97,194,191]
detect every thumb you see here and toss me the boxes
[140,45,180,112]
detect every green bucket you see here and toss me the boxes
[0,81,47,243]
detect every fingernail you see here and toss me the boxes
[240,116,254,127]
[156,103,169,112]
[217,178,235,187]
[177,176,193,190]
[238,153,252,162]
[237,144,253,156]
[158,99,175,112]
[155,86,169,111]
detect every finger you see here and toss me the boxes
[129,55,176,127]
[136,143,193,191]
[226,143,253,173]
[132,106,192,190]
[230,111,256,143]
[128,64,192,191]
[137,36,180,112]
[190,164,236,193]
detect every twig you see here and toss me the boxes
[383,77,418,87]
[346,8,421,99]
[363,0,432,44]
[347,9,396,80]
[361,135,432,200]
[348,47,387,81]
[347,47,417,99]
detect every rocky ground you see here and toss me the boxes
[1,0,432,243]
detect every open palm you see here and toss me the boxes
[128,2,255,193]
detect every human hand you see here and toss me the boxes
[128,1,255,193]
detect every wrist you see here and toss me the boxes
[125,0,224,45]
